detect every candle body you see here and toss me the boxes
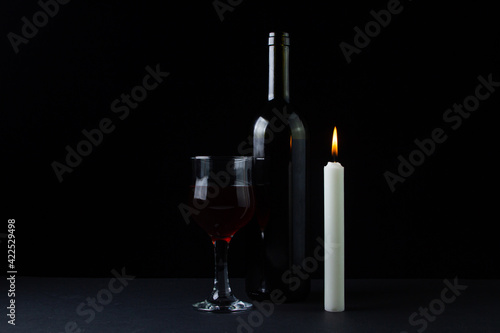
[324,162,344,312]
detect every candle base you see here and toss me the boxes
[324,306,345,312]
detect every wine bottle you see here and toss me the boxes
[246,32,309,302]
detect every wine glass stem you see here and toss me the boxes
[212,240,233,300]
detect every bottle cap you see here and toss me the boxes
[268,32,290,46]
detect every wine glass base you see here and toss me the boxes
[192,299,253,313]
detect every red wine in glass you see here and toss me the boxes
[190,185,255,243]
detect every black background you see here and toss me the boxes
[2,0,498,279]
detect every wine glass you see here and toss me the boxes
[190,156,255,312]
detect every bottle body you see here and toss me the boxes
[246,32,309,302]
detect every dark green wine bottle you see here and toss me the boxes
[246,32,309,302]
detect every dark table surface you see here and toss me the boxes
[1,277,499,333]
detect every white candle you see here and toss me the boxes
[324,127,345,312]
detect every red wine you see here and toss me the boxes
[246,32,310,302]
[190,185,255,243]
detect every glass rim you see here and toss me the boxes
[191,156,253,161]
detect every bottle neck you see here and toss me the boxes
[268,33,290,103]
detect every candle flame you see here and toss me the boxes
[331,127,338,160]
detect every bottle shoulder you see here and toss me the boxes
[254,102,306,131]
[255,101,304,122]
[252,102,307,155]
